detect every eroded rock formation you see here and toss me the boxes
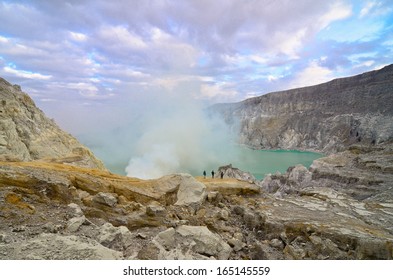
[0,78,105,169]
[211,64,393,153]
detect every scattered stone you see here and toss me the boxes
[66,216,86,232]
[207,191,218,202]
[0,233,12,244]
[146,202,166,217]
[43,222,63,234]
[12,226,26,233]
[97,223,133,251]
[93,192,117,207]
[216,209,229,221]
[67,203,84,218]
[228,238,245,252]
[143,225,232,260]
[137,233,147,239]
[270,239,284,250]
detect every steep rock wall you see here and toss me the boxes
[212,65,393,153]
[0,77,105,170]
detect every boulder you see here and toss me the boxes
[287,164,312,185]
[217,164,256,183]
[67,203,84,218]
[97,223,133,251]
[174,174,207,208]
[93,192,118,207]
[146,201,166,217]
[140,225,231,260]
[66,216,86,232]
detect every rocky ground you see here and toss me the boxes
[1,142,392,260]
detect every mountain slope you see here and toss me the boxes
[212,64,393,153]
[0,77,105,170]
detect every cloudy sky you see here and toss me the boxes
[0,0,392,133]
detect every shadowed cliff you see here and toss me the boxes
[211,64,393,153]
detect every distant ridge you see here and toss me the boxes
[212,64,393,153]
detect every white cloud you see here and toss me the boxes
[0,35,9,43]
[267,75,278,82]
[0,0,391,127]
[275,28,307,58]
[289,61,334,89]
[69,31,87,42]
[98,25,147,50]
[319,1,352,28]
[355,60,375,68]
[360,1,378,18]
[3,66,52,80]
[200,82,238,100]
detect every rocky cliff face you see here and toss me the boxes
[0,77,105,170]
[212,64,393,153]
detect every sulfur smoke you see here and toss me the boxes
[124,96,237,179]
[70,87,239,180]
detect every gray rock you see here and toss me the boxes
[287,164,312,185]
[174,174,207,208]
[217,164,256,183]
[43,222,63,233]
[146,202,166,217]
[216,209,229,221]
[143,225,232,260]
[66,216,86,232]
[67,203,84,218]
[154,228,176,250]
[97,223,133,251]
[211,65,393,153]
[93,192,117,207]
[228,238,245,252]
[176,225,232,259]
[270,238,284,250]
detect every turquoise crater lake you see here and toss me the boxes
[223,148,323,180]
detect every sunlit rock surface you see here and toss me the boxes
[0,77,105,170]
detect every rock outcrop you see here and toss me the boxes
[218,164,257,183]
[211,64,393,153]
[139,226,232,260]
[0,77,105,169]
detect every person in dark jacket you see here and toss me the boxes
[203,170,206,179]
[211,170,215,178]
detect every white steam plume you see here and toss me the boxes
[125,96,236,179]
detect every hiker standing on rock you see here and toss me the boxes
[221,171,224,179]
[211,170,215,178]
[203,170,206,179]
